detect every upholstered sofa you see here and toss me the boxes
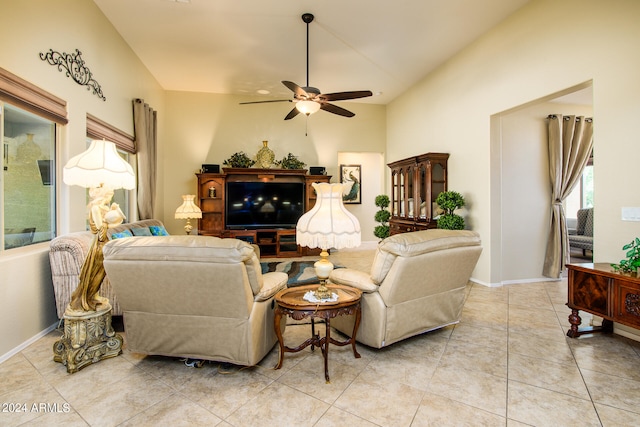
[48,219,166,318]
[328,229,482,348]
[568,207,593,255]
[102,235,288,366]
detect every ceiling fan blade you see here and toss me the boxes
[284,107,301,120]
[320,103,355,118]
[320,90,373,102]
[239,99,292,105]
[282,81,309,98]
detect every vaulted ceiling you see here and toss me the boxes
[94,0,530,105]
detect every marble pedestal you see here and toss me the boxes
[53,300,123,373]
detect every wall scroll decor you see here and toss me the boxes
[39,48,106,101]
[340,164,361,204]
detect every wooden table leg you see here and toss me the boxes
[324,318,331,383]
[274,307,285,369]
[567,308,582,338]
[351,303,362,359]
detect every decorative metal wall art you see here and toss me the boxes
[39,48,106,101]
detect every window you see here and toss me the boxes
[2,104,57,249]
[0,67,67,250]
[565,157,594,219]
[83,138,133,226]
[85,114,136,225]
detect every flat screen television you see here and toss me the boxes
[225,181,305,229]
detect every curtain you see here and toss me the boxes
[543,115,593,278]
[133,99,157,220]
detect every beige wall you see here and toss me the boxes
[337,151,386,242]
[0,0,164,358]
[162,91,386,236]
[387,0,640,285]
[496,100,593,283]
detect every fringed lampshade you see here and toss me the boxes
[175,194,202,234]
[296,182,361,298]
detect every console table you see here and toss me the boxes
[566,263,640,338]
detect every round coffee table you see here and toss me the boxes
[274,284,362,383]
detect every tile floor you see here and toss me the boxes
[2,266,640,426]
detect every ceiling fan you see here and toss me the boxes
[240,13,373,120]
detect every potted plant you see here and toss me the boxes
[274,153,306,170]
[611,237,640,275]
[373,194,390,240]
[435,191,465,230]
[223,151,256,168]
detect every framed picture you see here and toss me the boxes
[340,164,361,204]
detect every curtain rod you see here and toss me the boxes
[547,115,593,122]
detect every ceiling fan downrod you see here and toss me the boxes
[302,13,314,88]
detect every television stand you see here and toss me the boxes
[227,229,299,257]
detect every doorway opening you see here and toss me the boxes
[489,81,593,285]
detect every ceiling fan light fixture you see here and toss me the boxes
[296,100,321,116]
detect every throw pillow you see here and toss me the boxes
[111,230,133,239]
[149,225,169,236]
[131,227,152,236]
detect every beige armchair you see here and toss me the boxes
[103,235,288,366]
[329,229,482,348]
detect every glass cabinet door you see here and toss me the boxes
[399,169,405,217]
[406,165,414,219]
[432,162,446,206]
[418,164,427,220]
[391,170,399,216]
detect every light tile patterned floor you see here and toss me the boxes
[2,262,640,425]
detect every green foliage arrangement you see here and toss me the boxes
[373,194,391,240]
[274,153,306,170]
[611,237,640,274]
[435,191,466,230]
[223,151,255,168]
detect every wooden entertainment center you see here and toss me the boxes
[196,168,330,257]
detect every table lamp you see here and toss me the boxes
[53,139,135,373]
[175,194,202,234]
[296,182,361,299]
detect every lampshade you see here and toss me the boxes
[296,183,361,250]
[295,100,321,116]
[63,139,135,190]
[174,194,202,219]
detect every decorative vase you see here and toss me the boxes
[256,140,275,169]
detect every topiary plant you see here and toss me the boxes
[435,190,465,230]
[373,194,390,240]
[611,237,640,274]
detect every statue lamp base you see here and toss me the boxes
[53,300,123,374]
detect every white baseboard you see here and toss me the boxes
[0,322,59,364]
[470,276,562,288]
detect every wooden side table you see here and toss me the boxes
[274,284,362,383]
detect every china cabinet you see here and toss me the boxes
[387,153,448,235]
